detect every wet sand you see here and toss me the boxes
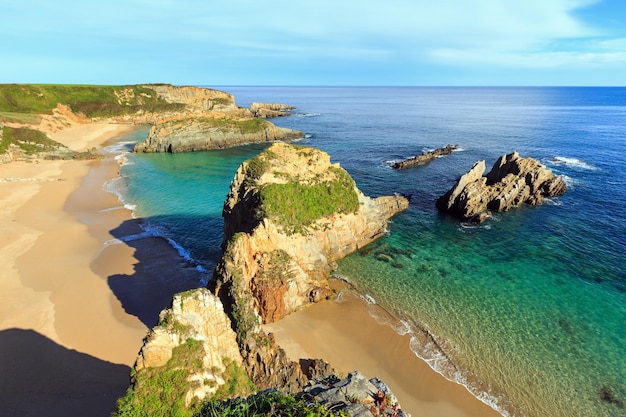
[265,282,504,417]
[0,123,202,417]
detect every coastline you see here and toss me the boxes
[2,121,502,417]
[264,280,504,417]
[0,123,202,417]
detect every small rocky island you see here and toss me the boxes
[392,144,458,170]
[436,151,567,223]
[116,143,410,416]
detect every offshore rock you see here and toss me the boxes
[250,102,296,118]
[133,114,304,153]
[392,144,458,170]
[436,151,567,222]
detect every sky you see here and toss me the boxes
[1,0,625,86]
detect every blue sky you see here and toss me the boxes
[2,0,625,85]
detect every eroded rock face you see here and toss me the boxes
[143,85,237,112]
[133,288,246,405]
[214,142,409,325]
[133,114,304,153]
[436,151,567,222]
[249,102,295,118]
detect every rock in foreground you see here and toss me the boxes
[436,151,567,222]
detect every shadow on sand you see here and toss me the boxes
[106,217,215,328]
[0,328,130,417]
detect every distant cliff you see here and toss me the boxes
[133,115,304,153]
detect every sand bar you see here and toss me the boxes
[265,282,504,417]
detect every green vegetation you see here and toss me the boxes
[114,338,206,417]
[257,166,359,235]
[0,126,64,155]
[211,358,256,399]
[0,111,41,124]
[196,391,336,417]
[0,84,185,117]
[197,117,269,134]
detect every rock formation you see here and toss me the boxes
[250,102,296,118]
[436,151,567,222]
[214,142,409,324]
[143,85,238,113]
[133,114,304,153]
[392,144,458,170]
[131,289,252,406]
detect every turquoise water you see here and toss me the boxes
[113,87,626,417]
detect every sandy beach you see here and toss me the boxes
[265,281,504,417]
[0,123,202,417]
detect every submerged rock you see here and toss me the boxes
[436,151,567,222]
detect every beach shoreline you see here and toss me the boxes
[0,123,203,417]
[265,279,505,417]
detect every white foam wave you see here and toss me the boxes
[362,303,513,417]
[561,175,580,188]
[551,156,598,171]
[362,294,376,304]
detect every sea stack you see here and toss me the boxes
[436,151,567,223]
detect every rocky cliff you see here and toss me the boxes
[133,114,304,153]
[143,85,237,113]
[436,151,567,222]
[215,142,409,324]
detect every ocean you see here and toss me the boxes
[109,87,626,417]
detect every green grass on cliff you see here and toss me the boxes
[0,84,185,117]
[0,126,63,154]
[256,165,360,235]
[196,117,270,134]
[196,391,336,417]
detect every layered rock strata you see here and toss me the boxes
[392,144,458,170]
[133,115,304,153]
[250,102,296,118]
[436,151,567,222]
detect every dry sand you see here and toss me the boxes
[0,123,202,417]
[265,282,504,417]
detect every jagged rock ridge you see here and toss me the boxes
[392,144,458,170]
[436,151,567,222]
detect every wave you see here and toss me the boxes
[550,156,598,171]
[293,112,321,117]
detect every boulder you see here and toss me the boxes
[392,144,458,170]
[436,151,567,222]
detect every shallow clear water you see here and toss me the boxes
[114,87,626,417]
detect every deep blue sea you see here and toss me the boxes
[110,87,626,417]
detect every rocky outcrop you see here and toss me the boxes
[143,85,238,113]
[131,289,252,406]
[392,144,458,170]
[133,114,305,153]
[299,371,410,417]
[436,151,567,222]
[250,102,296,118]
[214,142,409,325]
